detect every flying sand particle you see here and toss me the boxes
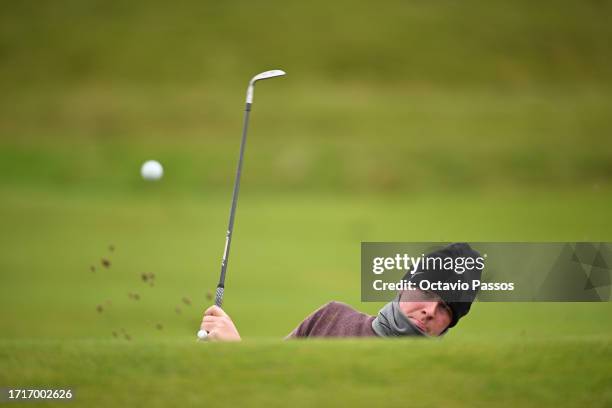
[96,305,103,313]
[141,273,156,287]
[182,297,191,306]
[101,258,111,268]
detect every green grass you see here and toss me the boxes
[1,0,612,405]
[2,85,611,194]
[1,1,612,194]
[2,187,612,339]
[1,188,612,407]
[1,337,611,407]
[4,192,611,406]
[2,0,611,86]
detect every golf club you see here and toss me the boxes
[197,69,286,341]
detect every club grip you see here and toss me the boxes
[215,286,224,307]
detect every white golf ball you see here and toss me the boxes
[197,329,208,340]
[141,160,163,181]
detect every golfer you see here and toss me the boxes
[200,243,482,341]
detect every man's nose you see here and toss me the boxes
[421,302,437,319]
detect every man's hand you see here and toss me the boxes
[200,305,242,341]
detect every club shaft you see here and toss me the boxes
[216,102,252,306]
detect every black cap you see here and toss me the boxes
[402,243,483,329]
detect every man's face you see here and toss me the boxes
[398,290,452,336]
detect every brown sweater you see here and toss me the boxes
[286,301,378,338]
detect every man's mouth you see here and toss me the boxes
[409,317,427,333]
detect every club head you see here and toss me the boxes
[250,69,286,84]
[246,69,286,103]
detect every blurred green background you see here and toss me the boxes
[1,1,611,406]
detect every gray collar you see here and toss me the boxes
[371,301,427,337]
